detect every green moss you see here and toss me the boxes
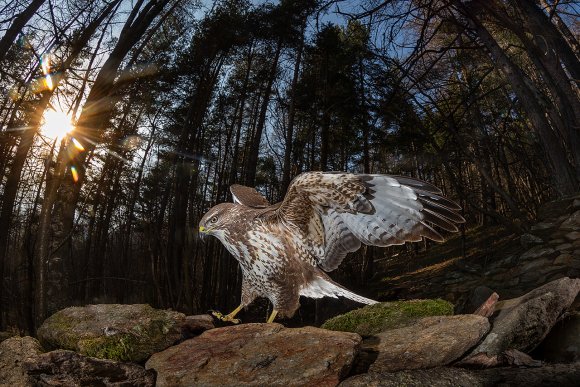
[78,315,176,362]
[38,308,82,350]
[38,304,183,362]
[79,334,138,362]
[321,299,454,336]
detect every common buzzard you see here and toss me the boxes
[199,172,464,323]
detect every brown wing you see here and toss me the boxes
[277,172,464,271]
[230,184,270,208]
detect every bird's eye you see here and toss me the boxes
[210,216,218,224]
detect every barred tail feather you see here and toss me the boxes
[300,277,378,305]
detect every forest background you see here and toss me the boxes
[0,0,578,333]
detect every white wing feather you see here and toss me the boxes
[278,172,464,272]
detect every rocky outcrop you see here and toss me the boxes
[37,304,186,362]
[146,323,361,387]
[0,336,43,387]
[4,271,578,387]
[24,350,155,386]
[465,277,580,360]
[362,315,489,373]
[321,299,453,336]
[340,363,580,387]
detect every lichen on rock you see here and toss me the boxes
[37,304,186,362]
[321,299,454,336]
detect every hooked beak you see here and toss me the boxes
[199,225,207,242]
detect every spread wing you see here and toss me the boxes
[230,184,270,208]
[277,172,464,271]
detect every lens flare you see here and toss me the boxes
[71,137,85,151]
[41,53,54,91]
[40,109,74,140]
[71,166,79,182]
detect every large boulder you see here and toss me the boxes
[37,304,186,362]
[321,299,453,336]
[340,363,580,387]
[0,336,43,387]
[24,350,155,386]
[146,323,361,387]
[362,315,489,373]
[467,277,580,359]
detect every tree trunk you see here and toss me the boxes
[0,2,121,322]
[282,27,305,194]
[0,0,45,63]
[244,39,282,186]
[457,1,578,195]
[539,0,580,59]
[229,46,254,186]
[32,0,169,327]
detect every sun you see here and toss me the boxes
[40,109,74,140]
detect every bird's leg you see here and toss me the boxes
[211,304,243,324]
[266,309,278,323]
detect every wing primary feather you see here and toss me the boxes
[422,210,460,232]
[422,211,459,232]
[421,200,465,223]
[391,175,443,194]
[417,222,445,242]
[415,190,462,211]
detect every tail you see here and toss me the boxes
[300,276,378,305]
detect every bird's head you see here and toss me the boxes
[198,203,235,241]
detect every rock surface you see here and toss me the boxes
[520,233,543,248]
[361,315,489,373]
[24,350,155,386]
[180,314,215,338]
[321,299,453,336]
[37,304,185,362]
[146,323,361,387]
[340,363,580,387]
[0,331,15,343]
[459,286,496,314]
[536,311,580,363]
[467,277,580,358]
[0,336,43,387]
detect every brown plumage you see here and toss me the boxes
[199,172,464,323]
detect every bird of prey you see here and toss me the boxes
[199,172,464,323]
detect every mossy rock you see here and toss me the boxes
[321,299,454,336]
[37,304,185,362]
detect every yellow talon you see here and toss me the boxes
[211,305,243,324]
[210,310,224,319]
[267,309,278,323]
